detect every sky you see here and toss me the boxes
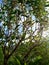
[0,0,2,4]
[0,0,49,38]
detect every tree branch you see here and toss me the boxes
[22,41,42,62]
[7,37,23,59]
[7,29,26,59]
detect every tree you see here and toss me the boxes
[0,0,48,65]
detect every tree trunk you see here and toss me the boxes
[4,57,8,65]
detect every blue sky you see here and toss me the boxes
[0,0,2,4]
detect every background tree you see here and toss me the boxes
[0,0,49,65]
